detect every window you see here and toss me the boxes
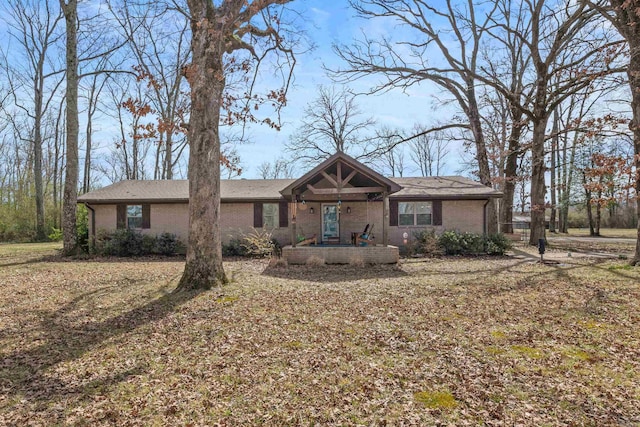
[117,204,150,229]
[127,205,143,229]
[398,202,432,226]
[262,203,279,228]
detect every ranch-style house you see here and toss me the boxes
[78,152,502,263]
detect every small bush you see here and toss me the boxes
[268,256,288,268]
[349,255,365,267]
[76,205,89,252]
[438,230,511,255]
[94,229,182,257]
[48,228,63,242]
[241,228,275,257]
[141,234,157,254]
[438,230,489,255]
[485,233,512,255]
[305,255,325,266]
[411,229,442,256]
[222,239,248,257]
[156,232,178,255]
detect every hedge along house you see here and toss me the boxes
[78,152,502,263]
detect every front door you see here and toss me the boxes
[322,204,339,242]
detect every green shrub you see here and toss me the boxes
[76,205,90,252]
[222,239,248,257]
[157,232,179,255]
[94,229,182,257]
[438,230,513,256]
[485,233,512,255]
[48,227,63,242]
[414,229,442,255]
[141,234,157,254]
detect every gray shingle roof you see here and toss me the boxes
[78,176,501,204]
[78,179,295,203]
[391,176,502,199]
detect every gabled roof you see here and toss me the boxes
[78,154,502,204]
[391,176,502,199]
[279,151,401,197]
[78,179,295,204]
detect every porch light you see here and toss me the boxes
[310,207,314,214]
[347,207,351,214]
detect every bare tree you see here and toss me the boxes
[373,127,406,177]
[285,85,376,166]
[60,0,79,254]
[177,0,297,291]
[110,1,191,180]
[257,156,295,179]
[477,0,625,244]
[480,0,532,233]
[332,0,500,233]
[3,0,65,241]
[409,125,449,177]
[587,0,640,263]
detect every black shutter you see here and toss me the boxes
[117,204,127,229]
[389,200,398,226]
[142,204,151,229]
[253,203,263,228]
[432,200,442,226]
[279,201,288,227]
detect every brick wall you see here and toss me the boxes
[387,199,487,247]
[91,203,189,242]
[283,245,399,264]
[88,198,489,248]
[221,202,291,245]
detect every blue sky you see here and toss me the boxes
[236,0,456,178]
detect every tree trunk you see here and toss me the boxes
[467,86,498,234]
[595,198,601,236]
[628,52,640,264]
[176,2,227,291]
[529,117,547,245]
[549,110,558,233]
[501,117,523,234]
[34,75,46,241]
[61,0,79,255]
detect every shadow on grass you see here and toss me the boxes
[0,254,60,268]
[0,280,202,406]
[261,263,408,283]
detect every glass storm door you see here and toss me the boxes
[322,204,339,241]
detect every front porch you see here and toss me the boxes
[280,152,402,249]
[282,244,399,265]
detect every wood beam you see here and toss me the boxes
[383,192,389,246]
[307,184,385,195]
[337,162,342,189]
[342,169,358,186]
[320,171,338,187]
[291,194,297,247]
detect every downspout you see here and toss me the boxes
[483,199,490,236]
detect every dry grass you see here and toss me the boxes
[565,227,638,239]
[1,243,639,425]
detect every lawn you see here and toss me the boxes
[565,227,639,239]
[1,243,639,426]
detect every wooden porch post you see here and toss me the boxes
[383,192,389,246]
[291,193,297,247]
